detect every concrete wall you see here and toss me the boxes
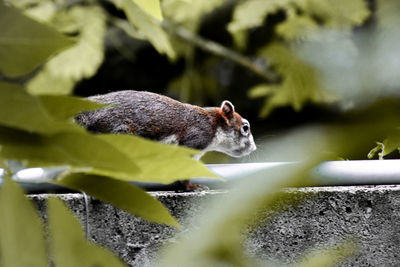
[31,186,400,266]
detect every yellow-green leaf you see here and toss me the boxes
[276,14,319,41]
[134,0,163,21]
[300,0,370,28]
[163,0,225,30]
[0,177,47,267]
[228,0,289,32]
[38,95,105,120]
[98,134,219,183]
[248,84,275,98]
[256,44,331,117]
[55,173,180,227]
[115,0,176,59]
[0,128,141,180]
[368,134,400,159]
[296,242,355,267]
[0,82,82,134]
[27,68,75,95]
[0,0,75,77]
[48,197,126,267]
[27,5,106,95]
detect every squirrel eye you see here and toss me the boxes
[241,124,249,136]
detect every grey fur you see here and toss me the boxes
[76,90,256,157]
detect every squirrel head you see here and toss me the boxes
[210,101,257,158]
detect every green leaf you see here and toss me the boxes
[296,242,355,267]
[0,128,141,180]
[27,5,106,95]
[0,82,82,134]
[98,134,219,182]
[0,125,215,183]
[27,68,76,95]
[276,14,319,41]
[255,44,333,117]
[158,160,319,267]
[134,0,163,21]
[0,0,74,77]
[368,134,400,159]
[47,197,126,267]
[300,0,370,28]
[55,173,180,227]
[21,1,56,23]
[114,0,176,59]
[248,84,275,98]
[163,0,225,29]
[0,177,47,267]
[38,95,105,120]
[228,0,286,31]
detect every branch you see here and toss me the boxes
[161,19,279,83]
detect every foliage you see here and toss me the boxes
[158,123,393,266]
[0,176,126,266]
[2,0,400,265]
[0,1,74,78]
[0,176,47,267]
[47,196,126,267]
[0,0,218,228]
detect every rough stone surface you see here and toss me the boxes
[29,186,400,266]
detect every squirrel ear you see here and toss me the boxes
[221,100,235,118]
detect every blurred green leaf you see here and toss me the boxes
[228,0,287,32]
[114,0,176,59]
[0,126,216,183]
[27,71,76,95]
[0,177,47,267]
[55,173,180,227]
[38,95,105,120]
[0,82,82,134]
[27,5,106,95]
[299,0,370,28]
[19,1,56,23]
[48,197,126,267]
[0,0,74,77]
[158,161,317,267]
[98,134,219,182]
[227,0,288,48]
[254,43,334,117]
[368,134,400,160]
[163,0,225,30]
[248,84,274,98]
[276,14,319,41]
[134,0,163,21]
[295,242,355,267]
[0,127,141,180]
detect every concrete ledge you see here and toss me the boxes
[30,186,400,266]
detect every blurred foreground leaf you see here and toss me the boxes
[368,133,400,160]
[97,134,219,182]
[0,82,84,135]
[0,177,47,267]
[0,127,141,179]
[114,0,176,59]
[158,161,317,267]
[27,5,106,95]
[48,197,126,267]
[55,173,180,227]
[249,44,334,117]
[134,0,163,21]
[295,242,355,267]
[0,0,74,77]
[38,94,105,120]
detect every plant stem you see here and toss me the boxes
[161,19,279,83]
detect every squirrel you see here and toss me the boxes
[75,90,256,189]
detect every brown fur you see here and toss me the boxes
[76,90,256,156]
